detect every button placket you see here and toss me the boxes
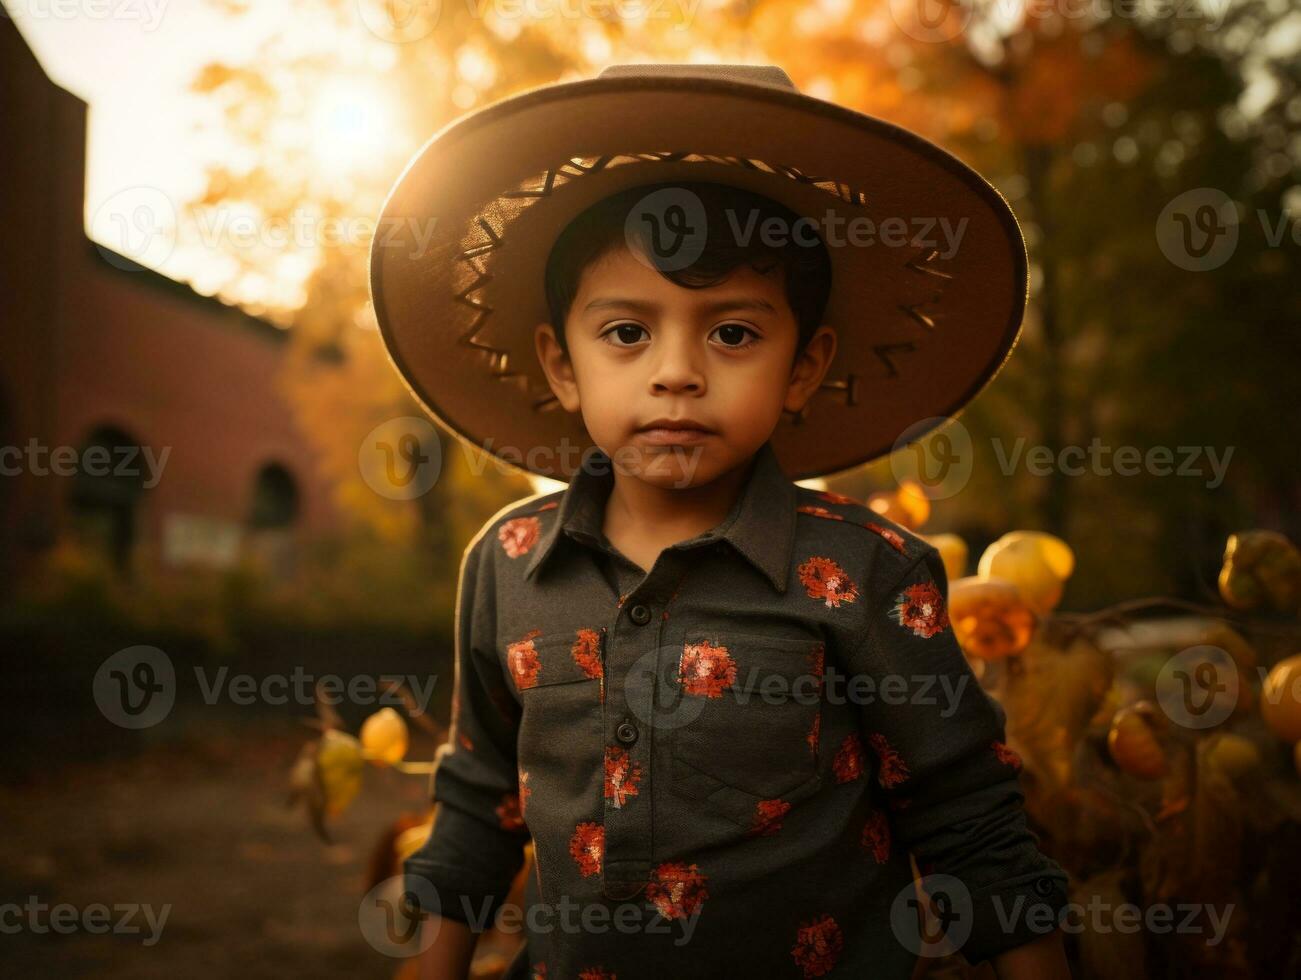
[600,565,682,900]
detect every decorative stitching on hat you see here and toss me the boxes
[451,151,953,418]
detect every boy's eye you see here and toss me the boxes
[710,322,759,348]
[601,322,649,347]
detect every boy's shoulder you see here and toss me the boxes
[465,486,566,563]
[792,484,936,591]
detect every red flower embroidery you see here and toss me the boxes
[797,504,844,520]
[569,821,604,877]
[866,522,908,556]
[817,489,859,505]
[498,516,541,558]
[507,629,543,689]
[577,969,614,980]
[645,861,709,920]
[496,791,524,831]
[861,809,891,863]
[807,712,821,757]
[992,740,1023,770]
[679,640,737,698]
[890,582,949,638]
[798,556,859,609]
[867,733,911,788]
[518,769,531,818]
[604,746,643,808]
[457,731,474,751]
[833,733,865,783]
[748,798,792,837]
[791,913,843,978]
[572,629,603,680]
[532,964,547,980]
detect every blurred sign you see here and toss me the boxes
[162,513,242,568]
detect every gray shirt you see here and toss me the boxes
[404,439,1068,978]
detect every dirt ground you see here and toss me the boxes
[0,715,436,979]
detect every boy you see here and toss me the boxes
[370,65,1070,979]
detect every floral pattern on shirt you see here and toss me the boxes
[518,768,531,818]
[496,791,524,831]
[865,522,908,556]
[890,582,949,638]
[572,628,603,679]
[816,489,859,505]
[867,733,911,789]
[569,821,604,877]
[679,639,737,698]
[798,556,860,609]
[506,629,543,689]
[748,798,792,837]
[604,746,642,808]
[992,740,1023,770]
[832,733,865,784]
[577,969,615,980]
[499,515,541,558]
[861,809,891,863]
[645,861,709,920]
[791,913,843,978]
[797,504,843,520]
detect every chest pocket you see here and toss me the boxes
[510,628,604,780]
[669,629,824,826]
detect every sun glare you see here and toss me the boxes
[309,80,392,179]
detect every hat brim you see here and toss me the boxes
[370,73,1025,482]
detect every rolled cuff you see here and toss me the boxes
[400,800,527,931]
[960,865,1071,965]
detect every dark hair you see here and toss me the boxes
[543,180,832,360]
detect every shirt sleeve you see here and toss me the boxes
[402,533,529,929]
[845,543,1070,965]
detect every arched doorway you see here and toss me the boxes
[68,425,145,571]
[245,462,300,579]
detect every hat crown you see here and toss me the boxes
[596,62,797,91]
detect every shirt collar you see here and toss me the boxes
[523,439,798,593]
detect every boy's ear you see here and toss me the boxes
[784,324,838,417]
[534,321,581,413]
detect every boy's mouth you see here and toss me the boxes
[635,418,714,445]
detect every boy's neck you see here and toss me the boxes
[600,451,757,572]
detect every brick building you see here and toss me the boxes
[0,17,340,585]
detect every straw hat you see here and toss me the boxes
[369,63,1026,482]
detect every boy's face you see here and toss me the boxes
[535,243,837,489]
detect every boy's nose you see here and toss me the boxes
[647,333,706,394]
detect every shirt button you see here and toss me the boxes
[628,603,651,626]
[615,721,638,745]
